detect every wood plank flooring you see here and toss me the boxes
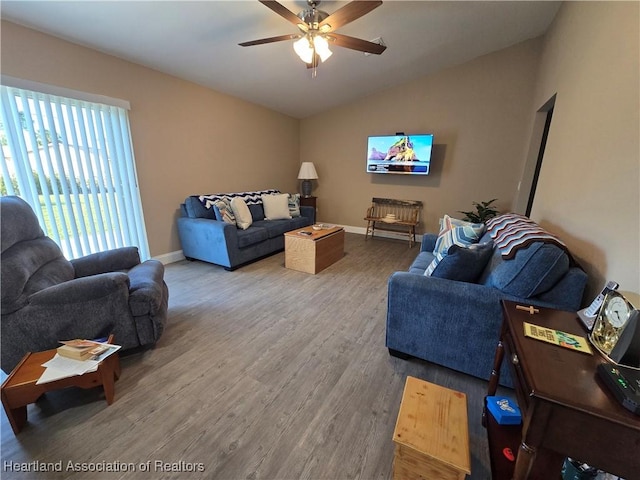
[1,233,507,479]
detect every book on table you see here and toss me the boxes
[57,339,111,361]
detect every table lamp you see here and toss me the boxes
[298,162,318,198]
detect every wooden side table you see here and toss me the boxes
[1,338,120,434]
[485,301,640,479]
[299,196,316,210]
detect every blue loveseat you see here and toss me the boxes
[177,190,315,270]
[386,214,587,387]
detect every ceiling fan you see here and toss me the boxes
[239,0,386,71]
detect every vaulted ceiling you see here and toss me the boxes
[1,1,561,118]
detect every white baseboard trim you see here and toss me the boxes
[153,250,185,265]
[157,225,422,265]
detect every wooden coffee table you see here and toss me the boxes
[0,337,120,434]
[284,226,345,274]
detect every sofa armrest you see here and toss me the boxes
[420,234,438,252]
[300,205,316,224]
[177,217,238,267]
[386,272,514,385]
[535,267,588,311]
[71,247,140,277]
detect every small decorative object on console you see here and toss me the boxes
[486,396,522,425]
[523,322,593,354]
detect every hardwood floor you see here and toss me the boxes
[1,233,506,479]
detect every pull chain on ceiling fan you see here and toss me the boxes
[239,0,386,76]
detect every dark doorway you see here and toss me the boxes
[526,95,556,217]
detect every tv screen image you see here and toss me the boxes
[366,134,433,175]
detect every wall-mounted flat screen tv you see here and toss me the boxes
[366,134,433,175]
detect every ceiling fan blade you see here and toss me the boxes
[239,34,300,47]
[327,33,386,54]
[318,1,382,32]
[259,0,305,27]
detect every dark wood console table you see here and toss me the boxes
[486,300,640,480]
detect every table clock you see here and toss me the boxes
[590,290,640,366]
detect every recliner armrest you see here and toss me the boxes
[127,260,166,316]
[29,272,131,305]
[71,247,140,277]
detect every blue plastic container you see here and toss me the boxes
[486,396,522,425]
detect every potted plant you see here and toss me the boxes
[459,199,499,223]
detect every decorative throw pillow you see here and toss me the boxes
[432,214,485,256]
[213,198,236,225]
[262,194,292,221]
[428,242,494,282]
[230,197,253,230]
[288,193,301,217]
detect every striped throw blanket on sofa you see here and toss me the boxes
[485,213,568,260]
[198,189,280,210]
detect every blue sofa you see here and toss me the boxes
[177,190,315,270]
[386,216,587,387]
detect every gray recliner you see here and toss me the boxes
[1,196,169,373]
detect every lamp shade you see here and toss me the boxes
[297,162,318,180]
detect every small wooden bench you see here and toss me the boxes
[364,198,422,247]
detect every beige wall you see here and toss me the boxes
[525,2,639,298]
[300,38,542,235]
[1,20,300,259]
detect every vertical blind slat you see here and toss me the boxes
[75,105,108,252]
[54,99,84,257]
[66,103,94,255]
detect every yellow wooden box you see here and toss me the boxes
[392,376,471,480]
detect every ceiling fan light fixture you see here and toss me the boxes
[241,0,384,71]
[293,36,314,64]
[313,35,332,62]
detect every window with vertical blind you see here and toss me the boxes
[0,80,150,260]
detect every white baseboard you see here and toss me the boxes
[158,225,422,265]
[153,250,185,265]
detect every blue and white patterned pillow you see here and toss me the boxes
[433,214,485,256]
[426,214,485,275]
[213,199,236,225]
[288,193,301,217]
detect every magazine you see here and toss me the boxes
[523,322,592,354]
